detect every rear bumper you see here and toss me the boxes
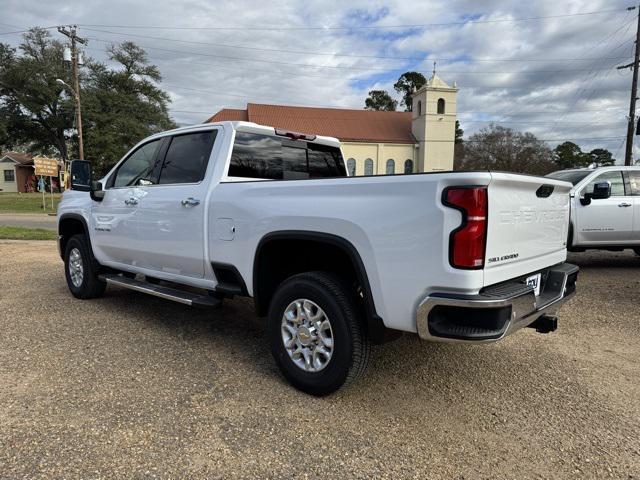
[416,262,579,343]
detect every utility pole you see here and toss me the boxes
[619,6,640,166]
[57,25,87,160]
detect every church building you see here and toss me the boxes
[207,74,458,174]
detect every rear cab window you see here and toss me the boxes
[227,131,346,180]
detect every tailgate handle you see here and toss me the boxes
[536,184,555,198]
[619,202,632,207]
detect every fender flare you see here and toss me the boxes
[58,213,91,258]
[253,230,390,344]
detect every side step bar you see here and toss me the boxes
[99,274,222,308]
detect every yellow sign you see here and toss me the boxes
[33,157,59,177]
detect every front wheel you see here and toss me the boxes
[634,248,640,257]
[268,271,370,396]
[64,234,106,299]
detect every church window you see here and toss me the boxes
[386,159,395,175]
[404,159,414,174]
[364,158,374,176]
[347,158,356,176]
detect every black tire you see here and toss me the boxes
[64,234,106,299]
[268,271,370,396]
[634,248,640,257]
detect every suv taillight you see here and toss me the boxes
[443,186,488,269]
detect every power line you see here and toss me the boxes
[429,136,626,143]
[85,36,626,75]
[457,107,627,115]
[73,8,628,31]
[83,44,632,87]
[79,26,634,64]
[0,29,34,36]
[462,119,625,125]
[547,15,636,132]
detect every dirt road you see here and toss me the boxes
[0,241,638,479]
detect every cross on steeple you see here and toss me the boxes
[432,61,437,77]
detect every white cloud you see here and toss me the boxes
[0,0,636,159]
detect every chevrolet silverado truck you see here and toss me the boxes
[58,121,578,395]
[546,166,640,254]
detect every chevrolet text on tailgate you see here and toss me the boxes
[58,121,578,395]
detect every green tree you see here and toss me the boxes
[586,148,615,167]
[457,125,556,175]
[455,120,463,144]
[82,42,176,175]
[393,71,426,111]
[364,90,397,111]
[0,29,74,160]
[553,141,587,169]
[0,30,175,174]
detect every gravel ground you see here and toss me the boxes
[0,241,639,479]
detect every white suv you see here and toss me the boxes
[547,166,640,254]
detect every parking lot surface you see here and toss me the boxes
[0,241,639,479]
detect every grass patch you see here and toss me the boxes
[0,192,61,214]
[0,226,57,240]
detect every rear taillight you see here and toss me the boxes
[443,186,488,269]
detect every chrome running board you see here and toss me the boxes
[99,274,222,308]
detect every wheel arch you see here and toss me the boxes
[58,213,90,259]
[253,230,391,344]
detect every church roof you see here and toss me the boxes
[207,103,415,144]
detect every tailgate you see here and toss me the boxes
[484,172,572,286]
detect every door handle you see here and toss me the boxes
[618,202,632,207]
[124,197,138,206]
[181,197,200,207]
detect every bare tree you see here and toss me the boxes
[456,125,556,175]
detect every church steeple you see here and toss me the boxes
[410,73,458,172]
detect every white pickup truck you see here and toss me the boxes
[546,166,640,254]
[58,121,578,395]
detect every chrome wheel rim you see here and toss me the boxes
[281,299,334,372]
[68,248,84,288]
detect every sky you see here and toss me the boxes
[0,0,637,160]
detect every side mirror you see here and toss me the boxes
[580,181,611,206]
[70,160,91,192]
[70,160,104,201]
[591,181,611,200]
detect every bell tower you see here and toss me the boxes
[411,72,458,172]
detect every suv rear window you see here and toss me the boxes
[228,132,346,180]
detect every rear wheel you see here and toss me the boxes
[268,271,370,396]
[64,234,106,299]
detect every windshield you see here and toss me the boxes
[545,170,591,185]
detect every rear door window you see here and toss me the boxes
[583,171,626,196]
[158,131,217,184]
[228,132,346,180]
[628,171,640,195]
